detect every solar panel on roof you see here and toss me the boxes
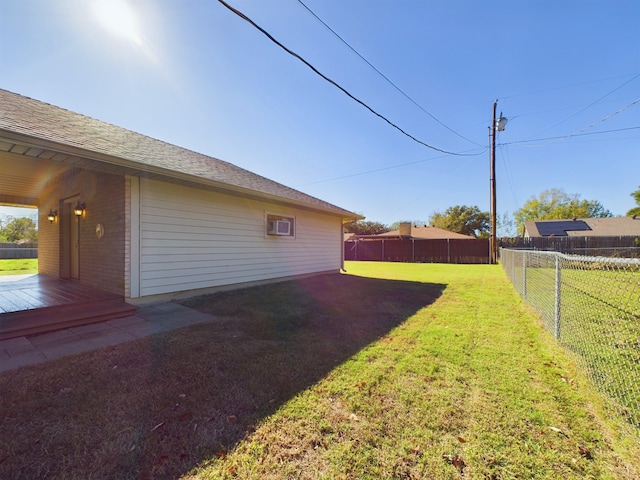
[535,220,591,236]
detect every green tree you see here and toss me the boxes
[429,205,490,238]
[514,188,612,233]
[1,217,38,243]
[627,185,640,217]
[344,220,389,235]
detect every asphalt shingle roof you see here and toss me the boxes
[524,217,640,237]
[0,89,357,218]
[377,225,475,239]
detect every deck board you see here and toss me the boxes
[0,275,137,340]
[0,292,22,313]
[0,275,118,312]
[9,289,45,310]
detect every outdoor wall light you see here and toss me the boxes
[47,209,57,223]
[74,201,85,217]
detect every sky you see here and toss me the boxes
[0,0,638,235]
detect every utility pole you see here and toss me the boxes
[490,100,507,264]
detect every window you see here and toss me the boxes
[266,213,295,237]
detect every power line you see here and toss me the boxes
[295,147,487,187]
[502,123,640,148]
[497,143,519,209]
[534,73,640,136]
[295,0,481,147]
[501,72,640,100]
[216,0,479,156]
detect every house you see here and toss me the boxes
[0,89,360,308]
[344,232,358,242]
[523,217,640,238]
[344,222,488,264]
[376,222,476,240]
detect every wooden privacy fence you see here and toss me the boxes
[500,236,640,258]
[0,243,38,259]
[344,238,489,264]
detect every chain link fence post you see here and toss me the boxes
[502,248,640,429]
[522,250,527,300]
[554,255,561,340]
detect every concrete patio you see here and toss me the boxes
[0,302,217,373]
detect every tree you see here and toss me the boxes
[344,220,389,235]
[0,217,38,243]
[497,212,517,238]
[428,205,490,238]
[514,188,612,233]
[627,185,640,217]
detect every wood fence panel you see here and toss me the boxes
[500,236,640,257]
[344,238,489,264]
[413,239,448,263]
[0,243,38,259]
[449,238,490,264]
[383,239,411,262]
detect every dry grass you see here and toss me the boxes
[1,263,638,479]
[0,271,442,479]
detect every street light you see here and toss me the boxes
[490,100,507,264]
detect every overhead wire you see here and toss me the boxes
[497,143,519,209]
[501,98,640,148]
[501,72,640,101]
[295,0,482,147]
[216,0,481,156]
[217,0,637,196]
[533,73,640,135]
[295,147,487,187]
[501,126,640,146]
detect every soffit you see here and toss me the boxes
[0,137,361,218]
[0,141,66,205]
[0,137,142,206]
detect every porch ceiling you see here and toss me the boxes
[0,143,68,206]
[0,136,133,207]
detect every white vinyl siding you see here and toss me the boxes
[137,178,341,297]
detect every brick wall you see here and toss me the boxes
[38,168,126,295]
[38,193,60,277]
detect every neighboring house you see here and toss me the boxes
[344,232,358,242]
[523,217,640,238]
[0,89,360,304]
[344,222,487,264]
[376,222,476,240]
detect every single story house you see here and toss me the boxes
[523,217,640,238]
[376,222,476,240]
[0,89,360,307]
[344,222,488,264]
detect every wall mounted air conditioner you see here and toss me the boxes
[268,220,291,236]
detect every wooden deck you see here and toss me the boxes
[0,275,136,340]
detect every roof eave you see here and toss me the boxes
[0,128,360,220]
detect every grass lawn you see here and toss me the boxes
[512,263,640,427]
[0,258,37,275]
[1,262,638,479]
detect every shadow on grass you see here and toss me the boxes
[0,273,445,480]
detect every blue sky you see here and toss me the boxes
[1,0,638,234]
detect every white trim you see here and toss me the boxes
[265,211,296,239]
[128,175,141,298]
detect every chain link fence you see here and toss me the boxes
[501,248,640,428]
